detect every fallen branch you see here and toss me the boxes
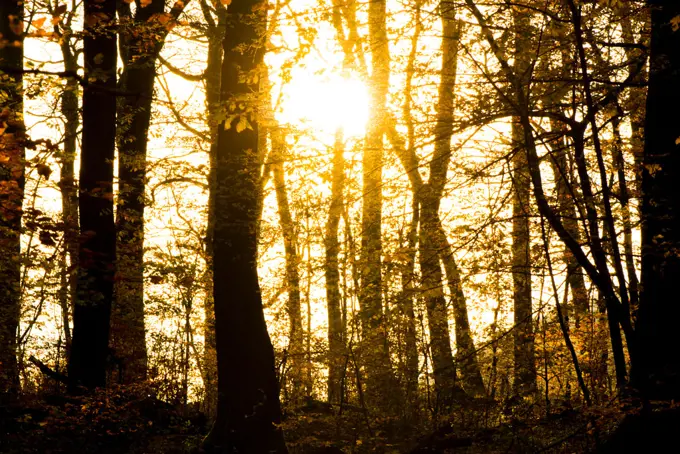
[28,355,69,385]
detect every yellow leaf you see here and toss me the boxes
[672,16,680,32]
[32,17,47,29]
[236,116,248,133]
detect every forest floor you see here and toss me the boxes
[0,387,640,453]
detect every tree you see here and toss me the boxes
[635,0,680,400]
[511,4,537,396]
[203,0,287,449]
[271,127,305,403]
[56,1,80,358]
[325,129,346,405]
[112,0,189,384]
[359,0,401,412]
[0,0,24,403]
[199,0,228,418]
[68,0,117,391]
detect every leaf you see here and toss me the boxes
[140,0,153,7]
[32,17,47,29]
[36,163,52,180]
[53,5,68,18]
[236,116,248,133]
[646,163,662,177]
[220,0,232,5]
[672,16,680,32]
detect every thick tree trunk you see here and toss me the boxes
[325,129,345,405]
[0,0,24,403]
[68,0,117,391]
[359,0,400,411]
[511,5,537,397]
[112,0,188,384]
[271,128,304,404]
[203,0,287,450]
[635,0,680,400]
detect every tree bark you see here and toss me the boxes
[359,0,400,411]
[68,0,117,391]
[112,0,189,384]
[58,27,80,355]
[203,0,287,450]
[325,129,345,405]
[511,4,537,396]
[0,0,24,403]
[271,128,304,404]
[635,0,680,400]
[200,0,227,419]
[399,0,422,410]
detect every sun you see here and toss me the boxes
[275,71,369,138]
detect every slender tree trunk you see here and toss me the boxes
[433,4,485,397]
[511,4,537,396]
[418,1,475,404]
[200,0,226,419]
[548,125,589,322]
[325,129,345,405]
[58,34,80,355]
[359,0,400,411]
[0,0,24,403]
[203,0,287,450]
[635,0,680,400]
[419,194,458,406]
[399,0,422,411]
[271,128,304,404]
[68,0,117,391]
[435,222,485,396]
[611,116,640,314]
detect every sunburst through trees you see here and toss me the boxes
[1,0,680,452]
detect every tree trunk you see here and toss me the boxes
[200,0,226,419]
[399,0,422,410]
[68,0,117,391]
[548,125,589,322]
[416,0,461,407]
[271,128,304,404]
[511,4,537,397]
[325,129,345,405]
[359,0,400,411]
[203,0,287,450]
[419,192,458,407]
[0,0,24,403]
[112,0,188,385]
[58,31,80,355]
[635,0,680,400]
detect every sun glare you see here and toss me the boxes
[276,72,369,137]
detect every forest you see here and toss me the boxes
[1,0,679,452]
